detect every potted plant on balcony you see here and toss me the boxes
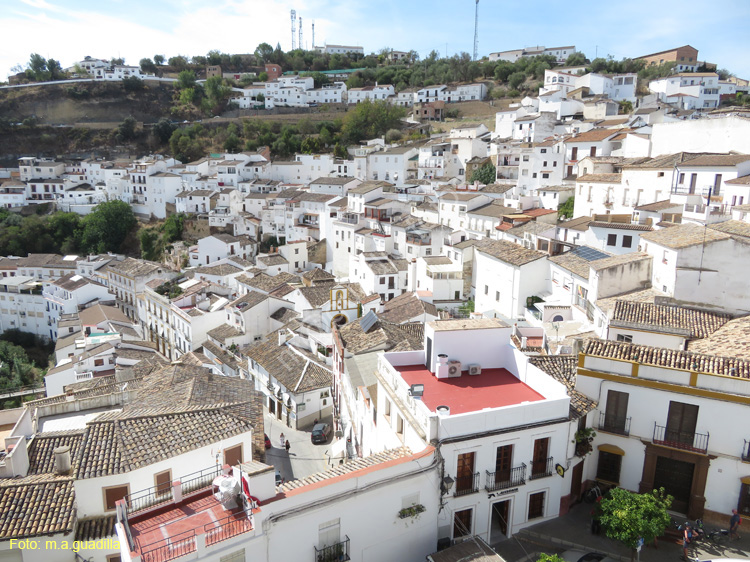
[573,427,596,457]
[317,543,345,562]
[397,503,426,520]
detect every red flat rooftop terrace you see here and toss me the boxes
[397,365,545,415]
[128,491,254,562]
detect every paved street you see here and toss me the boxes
[263,413,334,485]
[491,502,750,561]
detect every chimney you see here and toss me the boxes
[521,336,528,349]
[278,331,289,346]
[572,337,583,357]
[54,446,72,475]
[378,300,385,313]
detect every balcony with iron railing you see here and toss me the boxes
[653,423,709,454]
[529,456,554,480]
[139,529,196,562]
[314,536,351,562]
[598,412,631,436]
[485,464,526,492]
[453,472,480,497]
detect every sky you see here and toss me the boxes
[4,0,750,80]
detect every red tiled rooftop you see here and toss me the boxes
[128,491,254,561]
[396,365,545,415]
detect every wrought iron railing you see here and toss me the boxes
[139,529,196,562]
[181,465,222,496]
[124,484,173,514]
[653,423,709,454]
[204,514,252,546]
[598,412,632,436]
[485,463,526,492]
[453,472,480,497]
[529,456,554,480]
[314,536,350,562]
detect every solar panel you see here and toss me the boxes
[359,310,378,332]
[571,245,610,262]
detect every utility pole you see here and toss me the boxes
[299,16,303,51]
[473,0,480,61]
[291,10,297,51]
[312,21,315,50]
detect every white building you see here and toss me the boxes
[648,72,721,110]
[375,318,582,544]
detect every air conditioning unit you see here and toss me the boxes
[447,360,462,378]
[468,364,482,376]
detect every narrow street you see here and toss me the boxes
[263,412,335,485]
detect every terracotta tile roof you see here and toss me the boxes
[192,263,242,276]
[257,254,288,266]
[270,307,299,323]
[75,515,117,541]
[583,339,750,378]
[380,292,438,324]
[476,240,546,267]
[611,301,730,338]
[594,287,665,314]
[206,323,243,343]
[0,478,75,539]
[242,272,300,293]
[469,203,517,218]
[725,176,750,186]
[26,430,84,475]
[528,356,597,418]
[576,173,622,183]
[301,267,335,282]
[635,200,680,212]
[280,447,412,492]
[558,216,593,231]
[709,220,750,239]
[640,223,731,249]
[565,129,618,143]
[687,316,750,359]
[588,221,653,232]
[338,315,423,354]
[107,257,163,278]
[246,336,331,393]
[549,252,592,279]
[681,154,750,167]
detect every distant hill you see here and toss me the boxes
[0,81,176,126]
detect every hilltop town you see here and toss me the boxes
[1,42,750,562]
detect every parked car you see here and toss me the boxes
[264,433,272,449]
[560,550,617,562]
[311,423,332,444]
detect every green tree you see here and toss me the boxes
[81,200,137,254]
[168,56,189,71]
[152,118,176,144]
[162,213,185,243]
[177,70,197,89]
[300,136,321,154]
[116,116,138,142]
[508,71,526,90]
[224,132,241,152]
[536,555,565,562]
[619,100,633,114]
[558,196,575,219]
[258,71,268,82]
[139,228,161,261]
[122,76,145,92]
[140,58,157,75]
[341,100,406,144]
[469,163,496,185]
[154,54,165,65]
[565,52,588,66]
[204,76,231,112]
[598,488,672,560]
[255,43,274,64]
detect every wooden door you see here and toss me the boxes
[453,508,472,538]
[456,452,475,493]
[495,445,512,484]
[532,437,549,476]
[666,401,698,446]
[571,461,584,501]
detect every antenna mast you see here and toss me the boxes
[291,10,297,50]
[473,0,479,61]
[299,16,303,50]
[312,21,315,50]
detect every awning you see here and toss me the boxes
[741,475,750,485]
[598,444,625,456]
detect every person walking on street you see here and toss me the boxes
[279,432,285,448]
[682,523,693,561]
[730,508,742,540]
[285,439,291,453]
